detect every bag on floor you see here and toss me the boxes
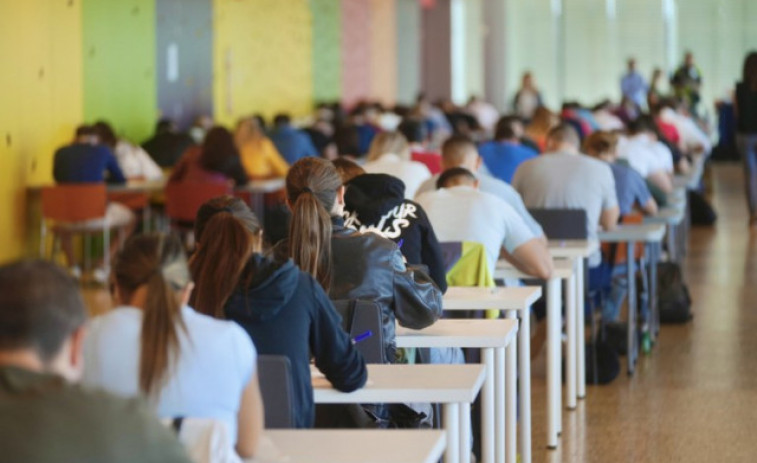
[657,262,693,323]
[585,340,621,385]
[688,190,717,226]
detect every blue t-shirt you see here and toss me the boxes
[479,141,538,184]
[53,143,126,183]
[609,161,652,216]
[270,125,318,165]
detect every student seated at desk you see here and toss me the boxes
[616,116,675,196]
[169,126,248,187]
[141,118,195,168]
[82,234,264,459]
[52,125,135,279]
[363,132,432,199]
[190,196,367,428]
[0,260,191,463]
[512,123,620,268]
[275,157,443,364]
[478,115,538,184]
[235,116,289,180]
[416,167,553,279]
[94,121,163,181]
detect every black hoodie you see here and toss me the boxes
[224,254,367,428]
[343,173,448,292]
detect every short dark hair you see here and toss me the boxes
[628,114,658,135]
[75,125,96,138]
[332,157,365,184]
[546,123,580,149]
[436,167,477,189]
[273,114,291,126]
[0,260,86,363]
[397,118,428,144]
[494,115,521,140]
[441,134,477,166]
[155,118,175,133]
[92,120,117,148]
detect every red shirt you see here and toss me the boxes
[411,150,442,174]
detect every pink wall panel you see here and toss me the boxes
[341,0,372,107]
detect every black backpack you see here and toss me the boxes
[657,262,693,323]
[688,190,717,226]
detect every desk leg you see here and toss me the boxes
[546,278,561,449]
[482,348,495,463]
[627,242,637,375]
[566,270,577,411]
[444,403,461,463]
[460,402,471,463]
[576,258,586,399]
[496,347,505,463]
[649,242,660,338]
[507,309,532,463]
[667,223,677,263]
[505,339,517,463]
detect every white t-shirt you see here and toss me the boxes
[616,134,673,177]
[416,185,534,274]
[115,140,164,180]
[363,153,431,199]
[82,306,256,442]
[659,107,712,154]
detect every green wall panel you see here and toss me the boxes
[82,0,157,143]
[311,0,342,103]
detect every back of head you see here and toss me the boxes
[397,118,427,144]
[334,125,361,157]
[191,196,261,319]
[0,260,85,367]
[273,114,291,128]
[628,114,657,135]
[74,125,97,144]
[286,157,343,291]
[436,167,477,189]
[92,121,117,148]
[494,115,521,141]
[155,119,175,134]
[582,131,618,159]
[743,51,757,90]
[367,131,410,162]
[441,134,478,170]
[201,126,239,171]
[332,157,365,184]
[546,123,580,152]
[114,234,190,397]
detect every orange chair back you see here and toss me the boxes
[602,212,645,265]
[165,182,232,223]
[41,184,107,222]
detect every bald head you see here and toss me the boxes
[441,135,480,172]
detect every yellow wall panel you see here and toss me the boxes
[213,0,314,126]
[0,0,83,262]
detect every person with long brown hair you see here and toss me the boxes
[169,126,248,186]
[189,196,367,428]
[277,157,442,364]
[82,233,264,458]
[735,51,757,224]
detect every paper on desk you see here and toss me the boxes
[310,365,373,387]
[244,435,291,463]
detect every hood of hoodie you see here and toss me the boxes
[344,173,406,225]
[226,253,300,322]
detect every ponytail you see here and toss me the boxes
[285,158,344,292]
[113,234,190,398]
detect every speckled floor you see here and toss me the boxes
[82,164,757,463]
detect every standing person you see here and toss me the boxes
[93,121,163,181]
[671,52,703,116]
[189,196,367,428]
[141,119,195,168]
[279,157,442,364]
[478,115,539,184]
[513,71,543,122]
[648,68,665,109]
[363,132,432,199]
[620,58,649,110]
[169,127,248,186]
[0,260,191,463]
[269,114,319,165]
[82,234,264,458]
[735,51,757,225]
[235,117,289,179]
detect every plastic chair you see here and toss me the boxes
[164,182,232,228]
[257,355,296,429]
[330,300,385,364]
[40,183,115,271]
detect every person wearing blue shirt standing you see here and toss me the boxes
[478,115,538,184]
[269,114,318,165]
[621,58,649,110]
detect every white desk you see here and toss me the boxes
[598,224,665,374]
[443,286,542,312]
[249,429,446,463]
[313,364,485,463]
[396,319,519,463]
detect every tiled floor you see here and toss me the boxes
[82,164,757,462]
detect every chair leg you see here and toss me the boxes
[103,228,110,275]
[39,222,47,258]
[84,234,91,272]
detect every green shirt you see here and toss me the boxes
[0,366,192,463]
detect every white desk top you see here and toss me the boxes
[547,240,599,258]
[312,364,485,404]
[643,207,685,225]
[494,258,573,280]
[443,286,542,310]
[249,430,446,463]
[598,223,666,243]
[237,178,286,193]
[396,319,518,349]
